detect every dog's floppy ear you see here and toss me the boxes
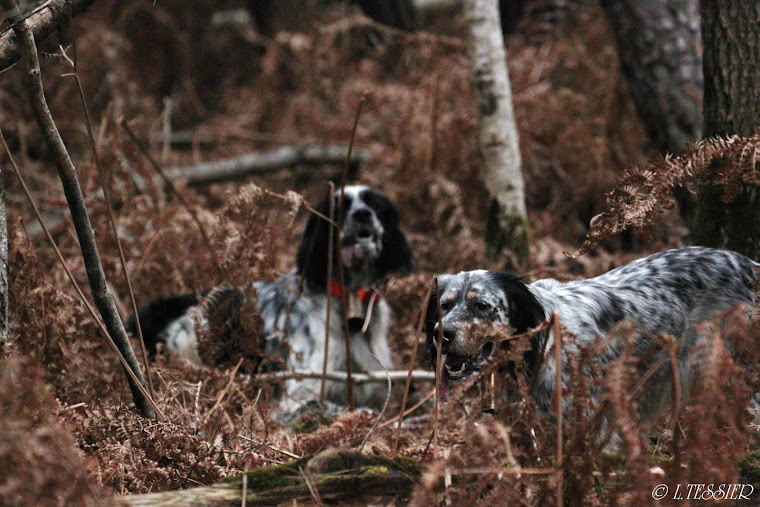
[489,272,545,333]
[370,191,414,278]
[296,193,333,291]
[489,271,546,374]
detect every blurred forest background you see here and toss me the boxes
[1,0,759,504]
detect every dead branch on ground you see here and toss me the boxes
[124,450,419,506]
[256,369,435,385]
[166,145,371,185]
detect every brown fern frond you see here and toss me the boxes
[577,133,760,255]
[0,357,107,505]
[297,411,375,455]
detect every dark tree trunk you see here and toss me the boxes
[248,0,317,36]
[692,1,760,259]
[498,0,526,36]
[249,0,415,35]
[354,0,416,31]
[600,0,703,223]
[599,0,703,155]
[497,0,579,37]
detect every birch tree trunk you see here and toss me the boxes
[692,0,760,259]
[464,0,530,266]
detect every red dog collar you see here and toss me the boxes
[329,280,374,303]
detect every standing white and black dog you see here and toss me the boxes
[426,247,758,420]
[133,185,413,414]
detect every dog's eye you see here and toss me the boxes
[474,301,491,313]
[439,300,452,312]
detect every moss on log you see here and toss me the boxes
[124,449,420,506]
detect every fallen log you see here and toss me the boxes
[124,449,420,506]
[166,145,371,185]
[151,130,300,146]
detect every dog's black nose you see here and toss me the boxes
[351,208,372,223]
[432,322,457,350]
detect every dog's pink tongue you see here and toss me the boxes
[437,354,449,402]
[341,245,355,268]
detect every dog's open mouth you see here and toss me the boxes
[341,229,379,268]
[437,341,494,402]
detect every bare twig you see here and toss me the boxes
[207,358,244,419]
[360,352,393,452]
[60,402,87,412]
[207,358,244,445]
[553,312,563,507]
[655,335,681,434]
[255,369,435,384]
[335,92,368,411]
[449,466,555,476]
[395,277,435,451]
[379,390,434,429]
[61,6,155,399]
[259,186,334,229]
[495,423,519,470]
[0,0,96,72]
[299,467,323,506]
[360,291,377,334]
[265,443,300,460]
[0,0,154,418]
[433,276,445,456]
[320,182,336,404]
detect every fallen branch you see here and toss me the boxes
[165,145,371,185]
[150,130,302,146]
[0,0,96,72]
[255,369,435,385]
[336,94,369,411]
[125,451,419,506]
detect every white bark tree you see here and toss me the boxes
[464,0,530,266]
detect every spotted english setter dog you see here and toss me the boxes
[133,185,413,415]
[426,247,758,420]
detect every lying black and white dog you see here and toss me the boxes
[134,185,413,413]
[426,247,758,419]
